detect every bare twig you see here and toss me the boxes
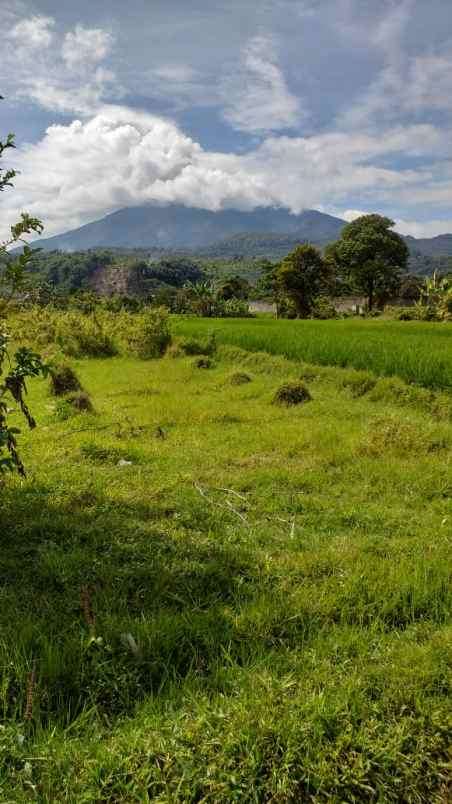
[194,483,250,526]
[82,586,96,632]
[216,487,248,501]
[223,498,249,524]
[25,659,37,721]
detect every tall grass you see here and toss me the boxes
[174,317,452,389]
[1,338,451,800]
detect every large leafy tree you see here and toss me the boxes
[215,275,250,301]
[1,99,47,476]
[275,244,331,318]
[325,214,409,311]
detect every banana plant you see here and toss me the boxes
[419,271,452,320]
[184,280,217,317]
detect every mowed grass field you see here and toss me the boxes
[174,317,452,390]
[0,341,451,801]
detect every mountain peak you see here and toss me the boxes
[30,205,452,263]
[32,205,346,253]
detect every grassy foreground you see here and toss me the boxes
[174,317,452,390]
[0,344,451,801]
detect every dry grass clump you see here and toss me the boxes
[49,362,82,396]
[230,371,252,385]
[193,356,212,369]
[65,392,94,412]
[54,390,94,420]
[272,381,311,406]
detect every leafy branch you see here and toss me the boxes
[0,104,48,477]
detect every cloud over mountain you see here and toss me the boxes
[2,104,451,242]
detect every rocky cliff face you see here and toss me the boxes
[90,264,142,296]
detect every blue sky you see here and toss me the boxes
[1,0,452,240]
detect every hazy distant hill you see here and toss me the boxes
[405,234,452,257]
[30,205,452,269]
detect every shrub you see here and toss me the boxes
[49,362,82,396]
[415,304,440,322]
[312,296,337,319]
[394,307,418,321]
[272,381,311,406]
[120,307,171,359]
[10,306,58,347]
[193,356,212,369]
[167,344,184,359]
[179,333,217,356]
[230,372,252,385]
[55,313,117,358]
[221,298,253,318]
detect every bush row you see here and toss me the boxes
[9,306,171,359]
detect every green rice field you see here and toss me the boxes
[174,318,452,390]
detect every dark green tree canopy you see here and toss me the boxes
[275,243,331,317]
[215,275,250,301]
[143,257,204,288]
[325,214,409,310]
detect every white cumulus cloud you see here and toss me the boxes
[3,14,118,115]
[7,14,55,48]
[62,24,113,69]
[221,35,304,133]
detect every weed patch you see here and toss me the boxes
[230,371,252,385]
[362,415,450,455]
[80,442,141,464]
[341,369,377,397]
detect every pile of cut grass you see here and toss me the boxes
[0,347,451,801]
